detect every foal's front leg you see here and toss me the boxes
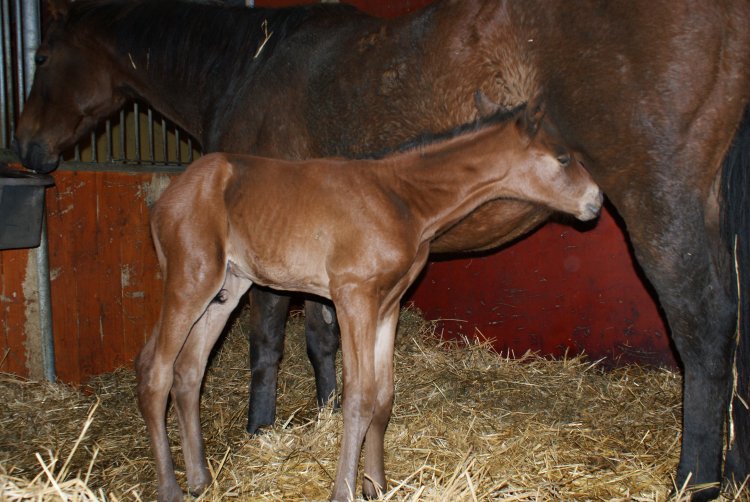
[362,305,399,498]
[330,287,380,501]
[172,273,252,495]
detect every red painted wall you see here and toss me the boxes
[408,208,675,368]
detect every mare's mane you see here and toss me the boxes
[62,0,359,87]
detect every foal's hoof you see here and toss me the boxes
[188,483,209,498]
[157,485,184,502]
[188,475,212,498]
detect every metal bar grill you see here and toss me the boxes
[59,102,200,169]
[0,0,13,149]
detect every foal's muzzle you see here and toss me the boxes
[578,189,604,221]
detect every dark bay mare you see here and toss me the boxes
[141,104,602,501]
[13,0,750,499]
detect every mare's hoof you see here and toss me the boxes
[671,484,720,502]
[246,420,272,435]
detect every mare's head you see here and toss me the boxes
[478,92,603,221]
[14,0,127,173]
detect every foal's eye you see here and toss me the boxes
[557,153,571,167]
[34,54,48,66]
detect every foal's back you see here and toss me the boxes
[154,152,423,297]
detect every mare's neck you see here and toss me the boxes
[86,2,277,148]
[390,123,527,241]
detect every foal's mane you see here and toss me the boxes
[63,0,358,85]
[365,103,527,160]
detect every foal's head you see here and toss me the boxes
[486,94,602,221]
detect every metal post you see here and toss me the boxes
[0,0,11,149]
[19,0,55,382]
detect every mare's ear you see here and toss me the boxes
[46,0,70,22]
[474,90,503,118]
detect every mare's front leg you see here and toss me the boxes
[172,272,252,496]
[246,287,291,434]
[305,300,341,408]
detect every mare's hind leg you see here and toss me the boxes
[619,193,734,500]
[172,272,252,496]
[136,269,227,502]
[246,288,290,434]
[246,292,341,434]
[305,300,341,408]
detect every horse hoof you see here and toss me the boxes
[246,421,271,435]
[188,483,209,498]
[157,485,184,502]
[671,484,719,502]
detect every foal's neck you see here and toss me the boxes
[391,123,528,240]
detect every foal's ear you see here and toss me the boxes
[46,0,71,22]
[474,90,503,118]
[521,94,546,137]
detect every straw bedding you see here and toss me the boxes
[0,306,746,501]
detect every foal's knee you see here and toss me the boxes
[172,366,201,403]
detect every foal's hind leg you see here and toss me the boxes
[172,272,252,496]
[136,278,226,502]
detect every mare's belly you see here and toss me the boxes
[431,199,550,254]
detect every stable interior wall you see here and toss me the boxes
[0,0,675,384]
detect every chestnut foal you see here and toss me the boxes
[136,104,602,502]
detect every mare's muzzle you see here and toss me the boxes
[13,138,60,174]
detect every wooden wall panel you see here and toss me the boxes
[0,248,32,377]
[44,170,172,384]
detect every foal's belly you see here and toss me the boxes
[431,199,550,254]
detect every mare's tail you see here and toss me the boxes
[721,103,750,483]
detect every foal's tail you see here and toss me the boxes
[721,103,750,481]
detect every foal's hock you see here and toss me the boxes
[137,105,602,502]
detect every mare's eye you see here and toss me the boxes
[557,153,571,167]
[34,54,48,66]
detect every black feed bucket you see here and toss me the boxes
[0,164,54,250]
